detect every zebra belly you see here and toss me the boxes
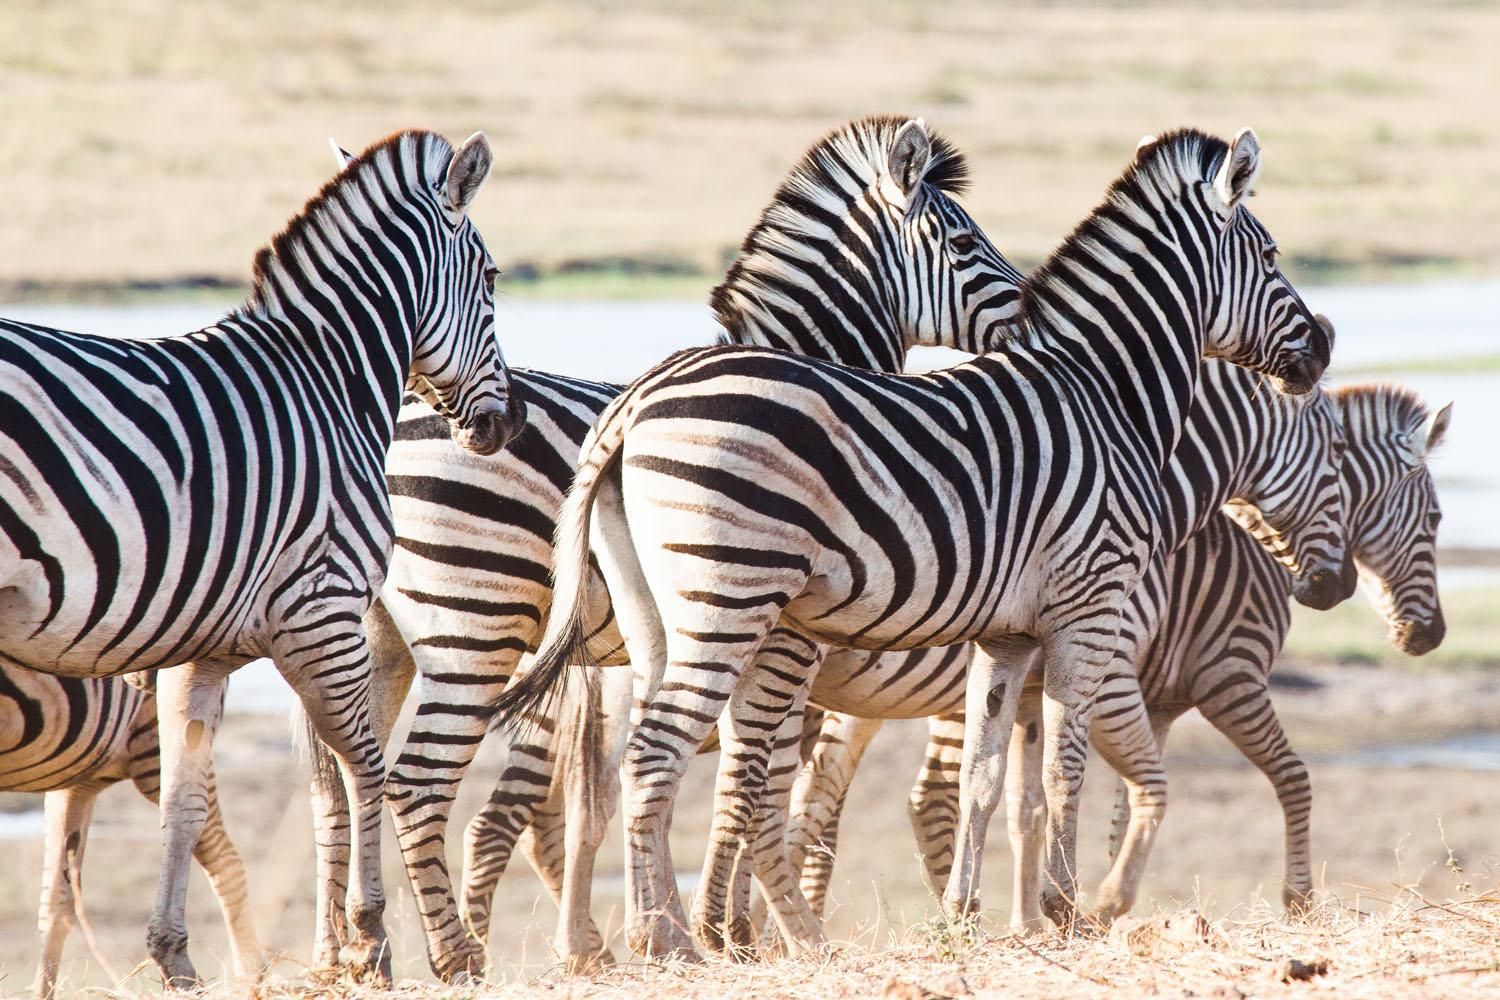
[0,667,141,791]
[810,643,973,719]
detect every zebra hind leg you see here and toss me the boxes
[1086,670,1171,924]
[34,784,101,1000]
[1004,687,1047,931]
[908,713,964,896]
[147,661,230,989]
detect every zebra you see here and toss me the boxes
[309,114,1026,980]
[0,669,260,998]
[713,338,1351,940]
[492,127,1331,960]
[781,383,1447,930]
[0,129,516,986]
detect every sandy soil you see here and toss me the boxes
[1,659,1496,994]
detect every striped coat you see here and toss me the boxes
[0,129,514,986]
[494,128,1331,959]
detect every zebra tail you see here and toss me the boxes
[490,386,635,734]
[289,702,344,804]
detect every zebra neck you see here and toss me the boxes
[712,268,906,374]
[1019,269,1203,479]
[1158,361,1277,552]
[234,276,418,463]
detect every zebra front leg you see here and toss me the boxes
[276,630,392,985]
[34,784,100,1000]
[148,661,229,989]
[551,666,628,970]
[1087,673,1172,924]
[1198,682,1314,913]
[909,712,964,894]
[786,711,885,917]
[1005,686,1046,931]
[1037,623,1120,932]
[941,639,1032,918]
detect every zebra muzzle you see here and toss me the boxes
[450,400,526,456]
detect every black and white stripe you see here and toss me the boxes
[0,129,514,986]
[343,115,1025,979]
[784,383,1447,930]
[0,669,260,998]
[493,127,1329,959]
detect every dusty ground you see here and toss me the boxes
[1,659,1496,995]
[3,2,1499,298]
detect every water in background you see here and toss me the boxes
[4,279,1497,715]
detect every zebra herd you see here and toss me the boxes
[0,116,1448,993]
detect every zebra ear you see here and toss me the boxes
[328,138,354,171]
[444,131,493,218]
[1214,127,1262,211]
[1134,134,1157,162]
[888,119,933,198]
[1315,313,1336,354]
[1417,401,1453,457]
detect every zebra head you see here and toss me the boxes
[1334,387,1451,655]
[1225,360,1355,610]
[397,132,523,456]
[711,115,1023,370]
[1193,128,1330,395]
[881,119,1026,354]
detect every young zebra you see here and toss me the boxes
[493,127,1330,960]
[321,115,1024,979]
[785,385,1448,929]
[0,129,516,986]
[717,342,1351,942]
[1,670,260,998]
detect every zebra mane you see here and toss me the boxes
[1019,128,1229,320]
[1328,382,1433,439]
[246,129,453,311]
[709,114,969,338]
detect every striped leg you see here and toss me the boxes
[275,627,392,985]
[125,708,264,982]
[1005,687,1046,930]
[786,711,886,916]
[458,741,555,953]
[909,712,965,894]
[148,662,229,988]
[1087,675,1171,922]
[384,639,522,980]
[1196,679,1313,913]
[1038,621,1122,930]
[942,639,1033,917]
[34,784,100,1000]
[307,600,414,972]
[693,629,824,956]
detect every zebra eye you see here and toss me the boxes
[483,266,500,290]
[1262,245,1279,270]
[949,233,978,255]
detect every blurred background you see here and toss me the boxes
[1,0,1496,992]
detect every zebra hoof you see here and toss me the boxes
[562,947,616,975]
[1283,886,1315,917]
[627,921,702,965]
[339,935,393,986]
[146,923,200,991]
[1040,888,1079,931]
[431,942,485,984]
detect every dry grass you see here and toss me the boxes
[3,1,1499,297]
[4,660,1498,996]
